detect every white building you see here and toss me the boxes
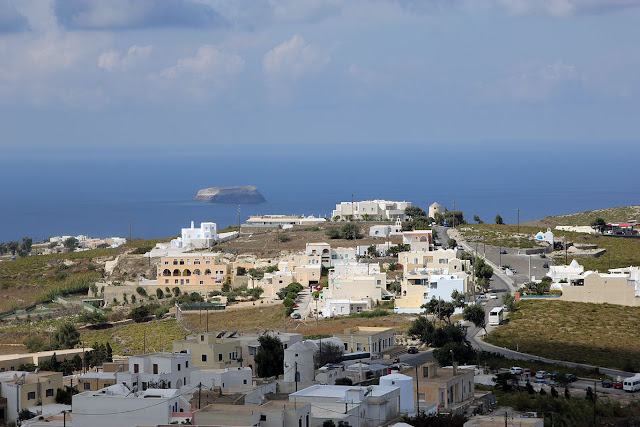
[73,384,190,427]
[321,299,372,317]
[548,259,585,283]
[357,242,394,257]
[395,268,468,314]
[332,200,412,221]
[369,219,403,238]
[284,341,318,386]
[305,243,357,267]
[379,373,417,415]
[118,352,195,391]
[534,228,554,245]
[171,221,218,249]
[191,367,253,391]
[290,384,401,427]
[244,215,326,229]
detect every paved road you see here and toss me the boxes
[293,289,312,318]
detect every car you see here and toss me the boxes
[291,313,301,319]
[535,379,546,385]
[393,358,401,364]
[543,263,549,268]
[398,362,412,370]
[510,367,523,375]
[614,380,624,389]
[550,372,560,380]
[602,379,613,388]
[536,371,548,379]
[566,374,578,382]
[500,249,507,254]
[540,253,546,258]
[407,346,419,354]
[489,293,498,299]
[509,268,517,273]
[389,364,401,371]
[293,303,298,308]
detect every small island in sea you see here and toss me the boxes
[193,185,266,204]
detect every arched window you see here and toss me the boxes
[419,235,427,242]
[162,269,171,276]
[183,269,191,276]
[193,269,201,275]
[173,269,181,276]
[204,269,212,275]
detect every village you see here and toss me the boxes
[0,200,639,426]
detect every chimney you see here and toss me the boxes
[191,221,195,228]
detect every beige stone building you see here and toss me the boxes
[398,249,468,272]
[172,334,241,370]
[0,371,63,424]
[333,326,395,356]
[158,254,231,289]
[0,349,89,373]
[395,269,470,314]
[560,270,640,306]
[400,361,474,412]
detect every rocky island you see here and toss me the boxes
[194,185,266,204]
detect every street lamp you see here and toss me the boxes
[515,209,520,234]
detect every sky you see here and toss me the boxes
[1,0,640,150]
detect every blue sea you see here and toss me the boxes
[1,141,638,242]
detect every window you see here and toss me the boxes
[186,361,189,368]
[134,364,139,373]
[164,261,169,265]
[218,354,223,361]
[27,392,35,400]
[205,260,211,264]
[173,259,178,265]
[153,364,158,374]
[187,259,191,265]
[243,379,247,384]
[165,279,169,284]
[175,279,178,284]
[178,364,181,371]
[356,343,363,351]
[260,415,267,422]
[84,382,91,390]
[186,279,190,284]
[202,354,207,362]
[344,343,348,351]
[200,281,204,285]
[179,260,184,265]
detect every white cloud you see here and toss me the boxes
[477,60,578,102]
[98,45,152,71]
[496,0,640,18]
[263,34,330,104]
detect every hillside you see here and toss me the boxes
[527,205,640,227]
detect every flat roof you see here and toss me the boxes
[290,384,398,399]
[0,348,91,362]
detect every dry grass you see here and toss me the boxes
[546,205,640,226]
[485,300,640,371]
[182,304,415,336]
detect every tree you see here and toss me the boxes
[63,237,79,251]
[129,306,151,322]
[387,244,410,257]
[7,241,19,255]
[525,381,535,394]
[551,386,559,398]
[155,306,169,318]
[450,290,466,309]
[325,229,340,239]
[473,214,483,224]
[283,298,294,308]
[23,335,47,352]
[136,286,147,296]
[248,287,264,300]
[339,223,361,240]
[51,323,80,350]
[236,266,247,276]
[266,265,279,273]
[494,372,517,392]
[248,268,265,279]
[495,215,504,225]
[539,387,547,396]
[367,245,379,258]
[443,210,465,226]
[314,342,344,368]
[585,386,594,402]
[474,257,493,284]
[156,288,164,299]
[334,377,353,386]
[591,217,607,233]
[173,287,181,296]
[434,212,445,225]
[433,342,475,366]
[78,311,108,328]
[447,238,457,249]
[322,421,336,427]
[502,292,517,312]
[254,335,284,377]
[463,304,486,332]
[407,316,435,344]
[422,298,455,324]
[405,206,427,218]
[47,241,58,249]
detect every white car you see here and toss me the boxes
[510,367,523,375]
[489,293,498,299]
[536,371,548,379]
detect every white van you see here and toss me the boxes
[623,374,640,392]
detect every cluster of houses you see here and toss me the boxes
[44,235,127,254]
[1,324,494,427]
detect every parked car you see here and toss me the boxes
[393,358,401,364]
[509,267,517,273]
[602,379,613,388]
[614,380,624,389]
[550,372,560,380]
[566,374,578,382]
[291,313,301,319]
[398,363,412,370]
[407,346,419,354]
[500,249,507,254]
[543,263,549,268]
[536,371,548,379]
[489,293,498,299]
[510,367,523,375]
[540,253,546,258]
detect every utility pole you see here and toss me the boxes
[499,245,502,268]
[237,205,241,234]
[515,209,520,234]
[528,255,532,282]
[415,365,420,415]
[143,329,146,354]
[453,200,456,229]
[129,220,132,241]
[198,382,202,409]
[593,380,597,427]
[206,307,209,333]
[295,362,298,392]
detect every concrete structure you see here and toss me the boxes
[284,341,317,386]
[158,253,230,289]
[548,259,585,283]
[0,349,89,373]
[534,228,554,245]
[556,225,597,234]
[395,268,469,314]
[398,249,468,272]
[369,219,403,238]
[171,221,218,249]
[290,384,401,427]
[118,352,195,391]
[357,241,394,257]
[333,327,395,356]
[193,401,311,427]
[315,364,350,385]
[400,362,474,413]
[321,299,372,317]
[73,384,190,427]
[191,367,253,391]
[429,202,442,219]
[78,371,117,392]
[559,268,640,306]
[326,271,388,302]
[0,371,63,425]
[402,230,434,252]
[304,243,356,267]
[332,200,412,221]
[379,373,417,415]
[244,215,325,229]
